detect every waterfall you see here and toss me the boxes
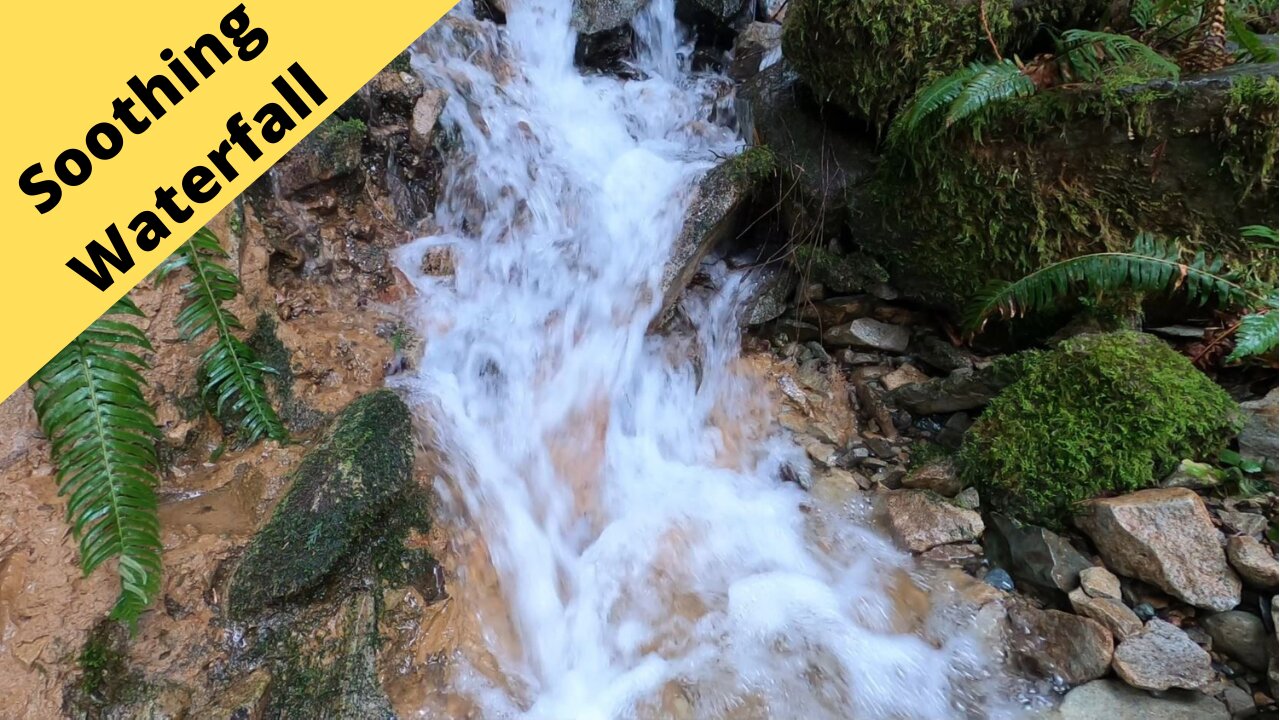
[393,1,1024,717]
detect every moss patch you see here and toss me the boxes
[792,244,888,293]
[957,332,1241,527]
[728,146,778,188]
[228,390,414,617]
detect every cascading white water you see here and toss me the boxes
[394,2,1026,717]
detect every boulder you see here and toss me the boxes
[901,457,962,497]
[1069,588,1143,641]
[823,318,909,353]
[1008,604,1113,686]
[658,158,752,317]
[878,489,984,552]
[1054,679,1229,720]
[888,365,1014,415]
[1076,488,1241,612]
[571,0,647,34]
[679,0,744,20]
[1079,566,1123,601]
[984,513,1092,594]
[1112,619,1215,691]
[1238,389,1278,466]
[1200,611,1270,671]
[730,22,783,81]
[1226,535,1279,589]
[229,391,415,616]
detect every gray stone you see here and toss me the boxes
[409,87,448,153]
[1201,611,1270,671]
[888,366,1011,415]
[910,335,973,373]
[823,318,909,353]
[742,265,796,326]
[730,22,783,81]
[953,486,980,510]
[1238,388,1278,466]
[1076,488,1242,612]
[1069,587,1144,640]
[1219,511,1269,538]
[1220,685,1254,718]
[1009,604,1113,686]
[901,457,962,497]
[1054,680,1229,720]
[985,513,1092,594]
[1226,535,1279,589]
[572,0,647,34]
[1080,566,1123,600]
[658,160,750,317]
[879,489,984,552]
[1113,619,1215,691]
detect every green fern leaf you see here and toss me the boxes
[1057,29,1179,82]
[160,229,287,444]
[1228,291,1279,362]
[964,233,1249,333]
[30,297,162,625]
[1227,11,1280,63]
[890,63,984,143]
[945,60,1037,127]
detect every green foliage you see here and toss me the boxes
[30,298,162,626]
[891,60,1036,141]
[1056,29,1180,82]
[1229,290,1279,361]
[958,331,1241,527]
[160,229,287,445]
[727,146,778,188]
[964,233,1250,332]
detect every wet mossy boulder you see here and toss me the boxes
[229,390,414,616]
[957,332,1240,528]
[862,65,1279,309]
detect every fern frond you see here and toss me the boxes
[1057,29,1179,82]
[160,229,287,444]
[1228,291,1279,362]
[964,233,1249,332]
[890,63,984,143]
[1227,11,1279,63]
[1240,224,1279,245]
[945,60,1037,126]
[30,297,162,625]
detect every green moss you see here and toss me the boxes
[728,146,778,188]
[957,332,1241,527]
[792,244,888,293]
[301,116,366,178]
[385,50,412,74]
[228,390,414,617]
[247,312,294,401]
[65,621,148,719]
[782,0,1018,129]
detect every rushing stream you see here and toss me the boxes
[393,1,1026,717]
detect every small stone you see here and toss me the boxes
[880,363,930,392]
[901,457,962,497]
[1238,389,1278,466]
[1221,685,1254,718]
[1009,604,1113,686]
[1055,679,1229,720]
[1080,567,1123,601]
[1076,488,1242,612]
[1160,459,1224,489]
[1070,587,1144,640]
[801,438,839,468]
[410,88,448,152]
[1113,619,1215,691]
[1134,603,1157,622]
[984,568,1015,592]
[1219,511,1269,539]
[836,350,881,366]
[879,489,984,552]
[1201,611,1270,671]
[822,318,909,353]
[985,513,1092,594]
[1226,536,1279,589]
[953,486,980,510]
[921,543,983,567]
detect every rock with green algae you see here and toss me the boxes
[957,331,1241,529]
[229,390,414,617]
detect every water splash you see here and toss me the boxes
[394,2,1023,717]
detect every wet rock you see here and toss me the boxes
[888,365,1014,415]
[985,513,1092,594]
[1069,587,1144,641]
[1238,389,1278,466]
[1227,536,1279,589]
[229,391,414,616]
[364,69,424,124]
[572,0,646,34]
[901,457,962,497]
[1076,488,1241,612]
[879,489,984,552]
[741,264,796,326]
[1054,679,1229,720]
[409,88,448,153]
[575,24,637,77]
[880,363,929,392]
[921,542,983,567]
[274,116,366,198]
[1219,511,1269,538]
[1160,459,1224,490]
[1080,566,1123,601]
[935,412,972,449]
[730,22,783,81]
[985,568,1015,592]
[1201,611,1270,671]
[659,160,751,317]
[1113,619,1215,691]
[1009,604,1113,686]
[680,0,745,21]
[823,318,909,353]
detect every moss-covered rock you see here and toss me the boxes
[957,332,1241,528]
[229,390,414,616]
[274,115,367,198]
[861,64,1279,309]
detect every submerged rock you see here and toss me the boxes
[1112,619,1215,691]
[1054,679,1229,720]
[229,390,415,616]
[1076,488,1241,612]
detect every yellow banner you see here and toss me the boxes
[0,1,457,399]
